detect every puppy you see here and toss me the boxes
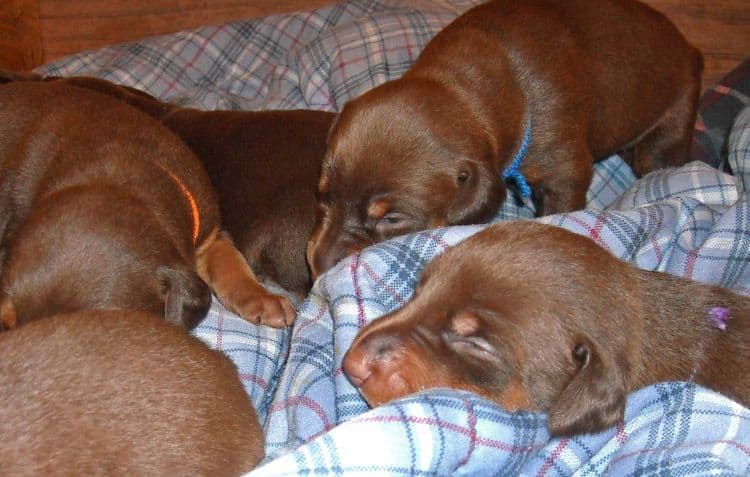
[0,71,334,300]
[160,107,333,299]
[0,81,294,329]
[343,221,749,436]
[0,309,264,476]
[307,0,703,277]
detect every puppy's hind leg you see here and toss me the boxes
[626,79,700,177]
[196,230,296,328]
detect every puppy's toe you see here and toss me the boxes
[234,291,296,329]
[278,298,297,327]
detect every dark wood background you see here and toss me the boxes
[1,0,748,89]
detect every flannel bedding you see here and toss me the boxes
[38,1,750,475]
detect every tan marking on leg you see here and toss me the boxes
[196,229,296,328]
[0,298,18,331]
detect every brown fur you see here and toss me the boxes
[0,72,334,300]
[0,309,264,475]
[0,80,294,328]
[307,0,703,277]
[163,106,333,300]
[343,221,750,436]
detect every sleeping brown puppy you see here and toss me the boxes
[0,71,334,300]
[160,107,333,299]
[0,81,295,329]
[343,221,749,436]
[307,0,703,277]
[0,309,264,476]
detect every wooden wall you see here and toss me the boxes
[646,0,750,88]
[0,0,335,70]
[1,0,749,88]
[0,0,42,70]
[36,0,336,63]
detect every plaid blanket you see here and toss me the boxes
[38,1,750,475]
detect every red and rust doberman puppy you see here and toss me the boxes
[307,0,703,278]
[0,309,264,476]
[343,222,749,436]
[0,80,295,329]
[157,107,333,300]
[0,71,334,301]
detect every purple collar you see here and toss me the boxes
[708,306,731,330]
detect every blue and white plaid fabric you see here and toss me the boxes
[38,1,750,475]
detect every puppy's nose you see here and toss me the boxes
[342,348,372,387]
[343,334,398,387]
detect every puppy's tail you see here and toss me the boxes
[157,265,212,330]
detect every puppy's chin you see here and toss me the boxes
[358,370,535,414]
[307,231,371,279]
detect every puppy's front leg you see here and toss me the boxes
[197,230,296,328]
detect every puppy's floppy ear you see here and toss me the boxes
[446,159,505,224]
[546,336,628,436]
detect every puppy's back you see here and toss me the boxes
[0,310,264,476]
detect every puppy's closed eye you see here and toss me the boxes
[368,198,416,236]
[375,212,413,236]
[444,332,496,355]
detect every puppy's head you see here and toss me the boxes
[307,79,507,278]
[343,222,640,436]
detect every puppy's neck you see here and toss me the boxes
[636,272,750,405]
[407,57,525,169]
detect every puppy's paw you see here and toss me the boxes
[230,288,297,328]
[197,231,297,328]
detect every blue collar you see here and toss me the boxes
[501,117,533,199]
